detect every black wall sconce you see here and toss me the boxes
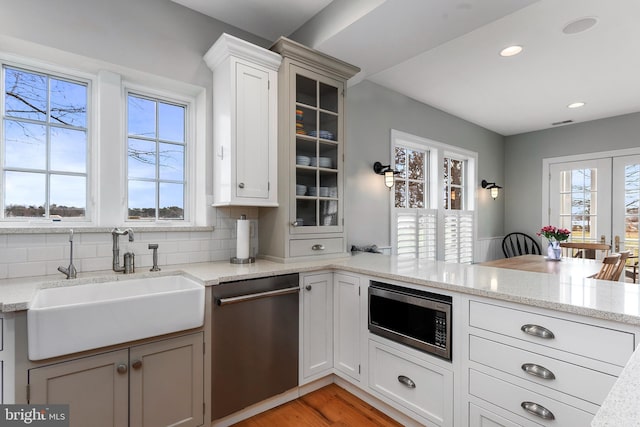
[481,179,502,200]
[373,162,400,188]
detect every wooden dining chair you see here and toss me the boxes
[611,251,632,282]
[559,242,611,259]
[590,253,621,281]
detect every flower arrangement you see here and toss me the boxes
[537,225,571,242]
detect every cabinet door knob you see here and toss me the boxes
[520,324,555,339]
[116,364,128,374]
[311,244,325,251]
[292,221,300,227]
[521,401,555,420]
[521,363,556,380]
[305,285,312,291]
[131,360,142,370]
[397,375,416,389]
[238,182,245,189]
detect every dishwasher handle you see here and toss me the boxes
[216,286,300,306]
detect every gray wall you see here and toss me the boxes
[345,80,505,248]
[504,112,640,238]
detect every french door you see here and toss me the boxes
[548,154,640,258]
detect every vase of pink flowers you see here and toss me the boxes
[537,225,571,260]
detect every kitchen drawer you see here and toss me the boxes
[289,238,343,257]
[469,335,616,405]
[469,369,594,425]
[469,402,524,427]
[369,339,453,426]
[469,301,635,366]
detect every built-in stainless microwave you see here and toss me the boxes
[368,280,452,361]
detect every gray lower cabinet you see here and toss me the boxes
[29,332,204,427]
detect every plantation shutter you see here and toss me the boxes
[395,208,437,259]
[444,210,474,263]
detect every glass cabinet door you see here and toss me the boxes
[292,68,342,232]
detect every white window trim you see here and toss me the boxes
[0,49,208,229]
[121,83,195,225]
[0,57,96,227]
[390,129,478,262]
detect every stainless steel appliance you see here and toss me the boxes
[211,274,299,420]
[368,280,452,361]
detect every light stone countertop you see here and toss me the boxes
[591,347,640,426]
[1,252,639,425]
[1,252,640,325]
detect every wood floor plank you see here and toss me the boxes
[233,384,402,426]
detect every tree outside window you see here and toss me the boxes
[2,66,88,219]
[127,93,186,220]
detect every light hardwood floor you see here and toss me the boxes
[233,383,403,426]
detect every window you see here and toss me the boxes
[2,66,88,219]
[126,93,186,220]
[391,130,476,263]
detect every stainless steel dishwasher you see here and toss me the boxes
[211,273,299,420]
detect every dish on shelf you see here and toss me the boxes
[308,130,335,140]
[319,187,329,197]
[329,187,338,197]
[296,156,311,166]
[307,187,318,196]
[318,157,332,168]
[296,185,307,196]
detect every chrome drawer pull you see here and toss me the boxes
[521,363,556,380]
[521,324,555,339]
[398,375,416,389]
[311,244,325,251]
[521,401,555,420]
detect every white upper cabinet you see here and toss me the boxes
[205,33,282,206]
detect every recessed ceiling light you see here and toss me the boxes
[563,17,598,35]
[499,45,523,57]
[568,102,586,109]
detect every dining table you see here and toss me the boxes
[480,254,602,279]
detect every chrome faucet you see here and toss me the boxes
[111,227,135,274]
[58,229,77,279]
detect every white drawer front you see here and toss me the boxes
[469,301,635,366]
[289,238,343,257]
[369,340,453,426]
[469,403,524,427]
[469,369,594,426]
[469,335,616,405]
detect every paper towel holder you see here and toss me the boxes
[230,214,255,264]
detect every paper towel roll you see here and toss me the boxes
[236,215,250,259]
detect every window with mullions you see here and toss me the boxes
[127,93,186,220]
[2,66,88,219]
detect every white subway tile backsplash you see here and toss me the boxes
[0,248,28,263]
[28,246,64,262]
[0,220,242,279]
[9,261,47,278]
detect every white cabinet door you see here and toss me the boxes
[235,62,272,201]
[334,273,361,381]
[301,273,333,382]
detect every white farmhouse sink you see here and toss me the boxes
[27,275,205,360]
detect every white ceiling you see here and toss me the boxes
[171,0,334,41]
[175,0,640,136]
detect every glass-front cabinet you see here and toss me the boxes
[259,37,359,261]
[293,69,342,231]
